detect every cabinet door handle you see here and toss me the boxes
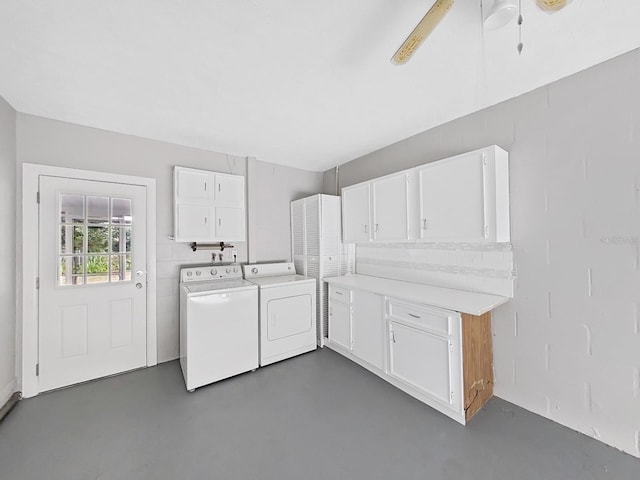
[375,223,379,233]
[218,183,221,192]
[408,313,421,319]
[204,182,207,192]
[204,216,207,224]
[335,291,342,295]
[391,330,396,343]
[218,218,221,227]
[422,219,427,230]
[364,225,368,234]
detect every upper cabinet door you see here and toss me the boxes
[175,168,213,205]
[342,183,371,244]
[215,174,245,207]
[418,152,486,242]
[372,173,409,242]
[215,207,246,241]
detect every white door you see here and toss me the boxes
[388,321,453,405]
[418,153,486,241]
[372,173,409,242]
[38,176,148,392]
[351,290,384,370]
[342,183,371,243]
[329,300,352,350]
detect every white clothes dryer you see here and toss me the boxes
[242,262,317,366]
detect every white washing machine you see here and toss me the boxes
[180,265,258,391]
[242,262,317,366]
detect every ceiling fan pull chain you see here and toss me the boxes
[517,0,523,55]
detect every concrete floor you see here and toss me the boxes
[0,348,637,480]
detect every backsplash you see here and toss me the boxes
[355,242,515,297]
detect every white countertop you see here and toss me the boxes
[323,274,509,316]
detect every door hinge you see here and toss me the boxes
[36,277,40,289]
[482,153,488,166]
[36,191,40,204]
[483,225,489,238]
[449,342,453,353]
[450,391,454,402]
[36,363,39,376]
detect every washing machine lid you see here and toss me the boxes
[183,279,257,294]
[247,275,316,288]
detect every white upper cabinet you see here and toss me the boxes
[341,145,510,244]
[342,183,371,244]
[215,174,245,207]
[174,166,246,242]
[417,146,510,242]
[372,172,410,242]
[175,168,214,205]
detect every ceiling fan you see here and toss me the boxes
[391,0,573,65]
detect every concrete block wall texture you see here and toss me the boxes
[0,96,16,406]
[328,48,640,457]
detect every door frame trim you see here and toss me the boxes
[21,163,157,398]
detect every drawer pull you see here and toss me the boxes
[408,313,421,319]
[335,291,343,295]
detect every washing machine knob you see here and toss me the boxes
[210,269,217,276]
[195,270,202,276]
[226,268,231,274]
[251,267,258,274]
[186,271,193,277]
[233,267,238,273]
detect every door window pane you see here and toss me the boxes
[59,256,85,286]
[87,226,109,253]
[60,195,84,224]
[111,227,131,253]
[87,196,109,224]
[86,255,109,284]
[111,198,132,225]
[110,255,132,282]
[60,226,84,254]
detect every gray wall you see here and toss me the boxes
[327,48,640,458]
[15,114,322,367]
[0,96,16,405]
[247,158,324,263]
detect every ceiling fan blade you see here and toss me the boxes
[391,0,455,65]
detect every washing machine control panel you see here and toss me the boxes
[180,265,243,282]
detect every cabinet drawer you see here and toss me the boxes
[387,300,452,336]
[329,285,351,304]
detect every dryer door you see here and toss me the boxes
[260,282,317,366]
[267,295,312,340]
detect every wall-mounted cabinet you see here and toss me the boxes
[342,172,411,244]
[173,166,246,242]
[341,145,510,244]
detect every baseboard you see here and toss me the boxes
[0,377,17,409]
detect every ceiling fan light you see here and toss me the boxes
[536,0,573,13]
[484,0,517,30]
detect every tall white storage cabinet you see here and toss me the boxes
[291,194,348,346]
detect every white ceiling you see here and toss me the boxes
[1,1,639,172]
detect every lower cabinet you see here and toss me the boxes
[327,284,494,425]
[328,299,351,351]
[352,290,384,370]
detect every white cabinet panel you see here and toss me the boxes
[418,152,485,242]
[388,321,453,405]
[342,183,371,244]
[175,168,213,204]
[215,207,245,241]
[352,290,384,370]
[174,166,246,242]
[329,300,351,350]
[176,204,212,241]
[215,174,245,207]
[372,173,409,242]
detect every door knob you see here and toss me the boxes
[136,283,143,289]
[136,270,144,276]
